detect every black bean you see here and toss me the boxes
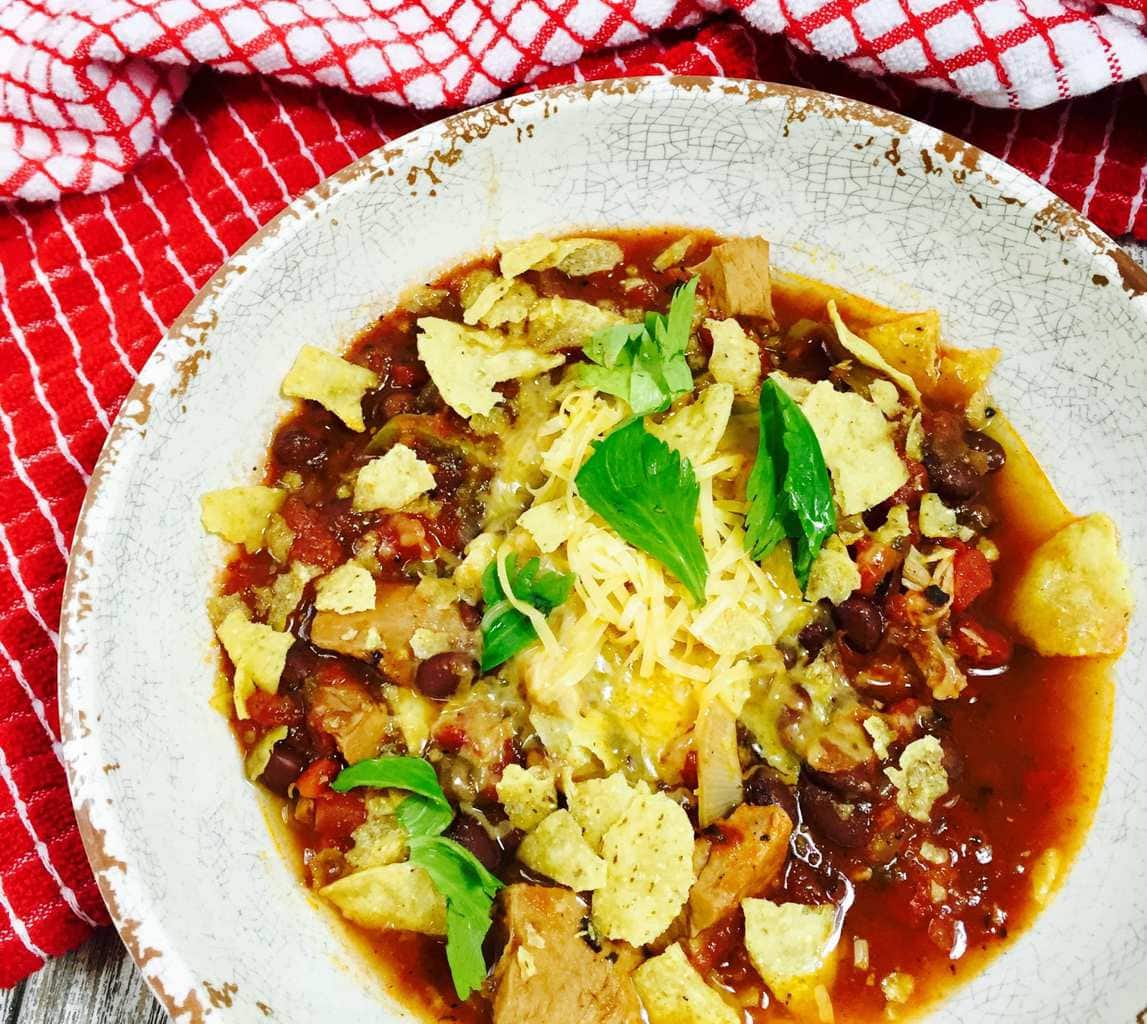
[924,454,982,503]
[965,430,1006,472]
[743,766,799,824]
[955,502,994,531]
[924,584,949,606]
[280,640,316,691]
[862,502,891,531]
[273,428,329,472]
[260,744,306,796]
[940,740,964,785]
[797,618,835,659]
[805,764,878,801]
[328,505,374,549]
[778,859,833,904]
[415,652,477,700]
[798,774,873,849]
[359,387,390,429]
[413,380,442,414]
[446,816,503,874]
[501,827,525,856]
[833,596,885,653]
[346,658,388,691]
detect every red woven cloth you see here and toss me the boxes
[6,0,1147,201]
[2,11,1147,992]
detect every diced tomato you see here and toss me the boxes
[306,728,339,761]
[948,541,993,611]
[389,360,428,388]
[380,513,439,563]
[282,496,344,571]
[889,459,929,505]
[690,912,744,973]
[314,792,367,846]
[681,749,699,790]
[855,538,902,596]
[434,722,467,753]
[885,588,948,627]
[886,698,923,719]
[951,615,1013,668]
[224,552,279,594]
[295,757,339,799]
[246,690,304,728]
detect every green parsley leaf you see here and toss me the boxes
[575,418,708,604]
[395,793,454,837]
[744,378,836,589]
[480,555,574,672]
[332,755,453,836]
[576,277,699,416]
[331,755,449,806]
[407,835,504,1001]
[332,757,503,1000]
[584,322,645,367]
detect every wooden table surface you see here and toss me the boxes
[0,930,166,1024]
[5,234,1143,1024]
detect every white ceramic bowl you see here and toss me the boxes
[61,78,1147,1023]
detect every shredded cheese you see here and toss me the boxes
[503,384,811,781]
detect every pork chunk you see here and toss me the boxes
[689,804,792,933]
[492,884,643,1024]
[310,581,477,685]
[688,237,774,320]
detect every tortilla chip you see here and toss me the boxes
[321,863,446,935]
[1008,513,1132,656]
[928,346,1001,405]
[517,809,608,891]
[859,311,941,391]
[201,486,285,554]
[591,791,694,945]
[633,943,740,1024]
[281,346,378,432]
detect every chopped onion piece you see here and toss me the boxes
[696,698,743,827]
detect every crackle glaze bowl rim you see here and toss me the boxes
[58,76,1147,1024]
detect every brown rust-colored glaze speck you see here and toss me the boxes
[1107,245,1147,297]
[1028,198,1147,296]
[205,980,239,1008]
[171,348,211,397]
[781,87,914,138]
[933,133,982,173]
[405,96,534,190]
[71,800,207,1024]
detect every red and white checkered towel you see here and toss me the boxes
[3,0,1147,995]
[5,0,1147,201]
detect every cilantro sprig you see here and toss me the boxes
[577,277,699,416]
[480,556,574,671]
[407,835,503,1000]
[575,418,708,604]
[332,756,503,1000]
[744,378,836,589]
